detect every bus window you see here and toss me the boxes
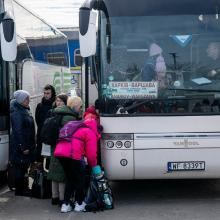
[74,49,82,67]
[47,52,67,66]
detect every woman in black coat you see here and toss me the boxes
[10,90,35,196]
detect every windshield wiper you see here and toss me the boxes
[117,100,148,114]
[117,88,220,114]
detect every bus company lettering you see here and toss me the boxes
[109,81,156,88]
[131,82,156,88]
[173,139,200,147]
[108,81,158,99]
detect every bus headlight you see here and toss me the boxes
[106,141,114,148]
[116,141,123,148]
[124,141,131,148]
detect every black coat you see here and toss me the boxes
[35,98,54,141]
[10,100,35,165]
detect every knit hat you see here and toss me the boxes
[14,90,30,104]
[84,105,97,116]
[83,105,100,123]
[149,43,162,56]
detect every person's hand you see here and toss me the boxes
[23,149,30,155]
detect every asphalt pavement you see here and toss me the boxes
[1,179,220,220]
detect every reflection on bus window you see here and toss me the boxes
[47,52,67,66]
[99,12,220,115]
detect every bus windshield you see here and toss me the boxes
[100,3,220,115]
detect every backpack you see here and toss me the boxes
[58,120,88,142]
[40,114,63,145]
[54,121,89,158]
[85,171,114,212]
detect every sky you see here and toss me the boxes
[16,0,84,28]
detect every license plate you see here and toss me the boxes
[167,161,205,172]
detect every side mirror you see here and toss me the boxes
[79,9,97,57]
[0,13,17,61]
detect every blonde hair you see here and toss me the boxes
[67,96,83,109]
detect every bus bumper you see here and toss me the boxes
[101,148,220,180]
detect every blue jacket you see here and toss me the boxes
[10,100,35,165]
[142,56,156,81]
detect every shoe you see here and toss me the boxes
[61,203,72,213]
[51,197,59,205]
[74,201,86,212]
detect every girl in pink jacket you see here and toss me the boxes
[57,117,99,213]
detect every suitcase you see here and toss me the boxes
[31,159,51,199]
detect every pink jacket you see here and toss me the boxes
[54,119,98,167]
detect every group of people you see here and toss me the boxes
[10,84,100,213]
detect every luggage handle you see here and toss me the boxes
[43,158,49,173]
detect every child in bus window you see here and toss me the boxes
[142,43,167,88]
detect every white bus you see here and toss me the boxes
[0,0,18,181]
[79,0,220,180]
[0,0,74,182]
